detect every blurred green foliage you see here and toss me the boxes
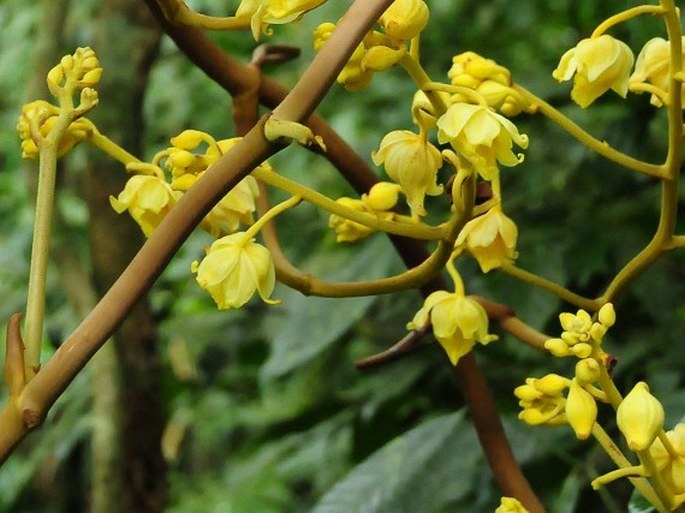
[1,1,685,512]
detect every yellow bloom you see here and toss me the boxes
[650,423,685,496]
[495,497,530,513]
[378,0,429,42]
[110,175,182,237]
[552,34,634,108]
[408,291,496,365]
[630,37,685,107]
[455,206,518,272]
[617,382,664,452]
[237,0,326,40]
[191,233,277,309]
[565,379,597,440]
[436,103,528,180]
[372,130,443,216]
[514,374,569,427]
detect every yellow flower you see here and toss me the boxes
[191,233,278,309]
[617,382,665,452]
[552,34,634,108]
[372,130,443,216]
[565,379,597,440]
[436,103,528,180]
[408,291,496,365]
[495,497,530,513]
[455,206,518,272]
[514,374,569,427]
[630,37,685,107]
[650,423,685,496]
[237,0,326,40]
[110,175,182,237]
[378,0,429,42]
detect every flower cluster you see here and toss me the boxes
[111,130,265,239]
[553,33,685,108]
[313,0,428,91]
[448,52,527,116]
[544,303,615,358]
[514,374,569,427]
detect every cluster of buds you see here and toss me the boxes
[448,52,528,116]
[544,303,615,358]
[313,0,428,91]
[46,47,102,114]
[515,374,569,427]
[329,182,401,242]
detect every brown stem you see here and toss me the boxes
[147,2,545,509]
[0,0,392,465]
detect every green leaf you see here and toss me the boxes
[261,237,398,379]
[628,490,657,513]
[311,411,480,513]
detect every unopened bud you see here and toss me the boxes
[617,382,664,451]
[575,358,600,385]
[565,379,597,440]
[362,182,401,211]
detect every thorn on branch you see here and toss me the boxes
[355,323,432,370]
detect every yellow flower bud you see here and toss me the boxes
[79,67,103,88]
[378,0,429,42]
[565,379,597,440]
[170,129,208,151]
[553,35,634,108]
[362,182,402,211]
[329,197,378,243]
[575,358,600,385]
[448,51,511,87]
[598,303,616,328]
[544,337,573,357]
[535,373,570,396]
[191,232,278,309]
[617,382,665,452]
[361,45,405,72]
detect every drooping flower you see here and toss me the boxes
[495,497,530,513]
[110,175,182,237]
[436,103,528,180]
[237,0,327,40]
[630,37,685,107]
[552,34,634,108]
[378,0,429,42]
[191,232,278,309]
[408,291,496,365]
[455,206,518,272]
[617,382,665,452]
[372,130,443,216]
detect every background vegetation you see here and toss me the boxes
[0,1,684,512]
